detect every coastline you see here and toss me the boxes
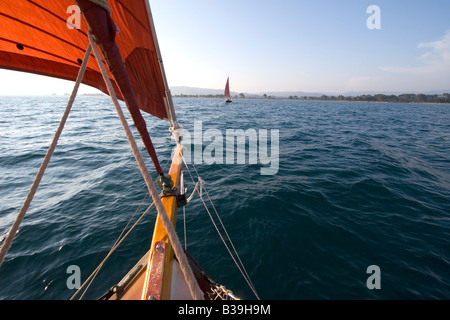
[172,94,450,105]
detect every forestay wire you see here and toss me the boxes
[180,151,260,300]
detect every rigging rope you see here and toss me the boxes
[0,44,92,269]
[72,155,172,299]
[88,32,204,300]
[180,151,261,300]
[71,197,155,300]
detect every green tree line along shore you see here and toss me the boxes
[174,93,450,104]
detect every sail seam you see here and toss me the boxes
[115,0,151,34]
[0,37,86,66]
[0,12,86,53]
[27,0,89,37]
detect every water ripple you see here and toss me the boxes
[1,97,449,299]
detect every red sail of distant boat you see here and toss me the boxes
[224,77,232,103]
[0,0,252,301]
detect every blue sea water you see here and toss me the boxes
[0,96,449,300]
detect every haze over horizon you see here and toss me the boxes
[0,0,449,96]
[168,85,450,97]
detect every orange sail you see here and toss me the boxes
[0,0,172,121]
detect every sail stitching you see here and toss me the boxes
[0,12,87,53]
[27,0,89,36]
[115,0,151,34]
[0,37,88,66]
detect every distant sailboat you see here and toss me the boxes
[225,77,232,103]
[0,0,260,301]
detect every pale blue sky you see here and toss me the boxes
[150,0,450,94]
[0,0,449,95]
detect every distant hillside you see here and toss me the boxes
[258,89,450,97]
[170,86,320,98]
[170,86,450,100]
[258,91,323,97]
[170,86,225,96]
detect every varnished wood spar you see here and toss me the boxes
[141,144,183,300]
[107,145,183,300]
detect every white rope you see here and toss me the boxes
[199,179,260,300]
[87,32,203,300]
[183,206,187,250]
[186,179,201,203]
[181,154,260,300]
[0,44,92,269]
